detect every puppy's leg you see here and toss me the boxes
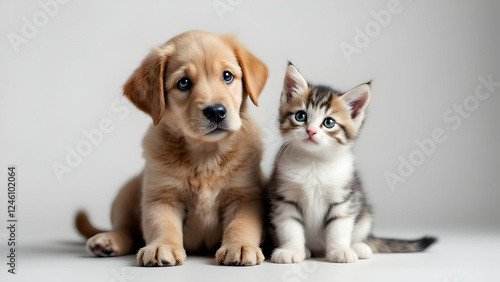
[216,200,264,266]
[137,196,186,267]
[86,174,142,257]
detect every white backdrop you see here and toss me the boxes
[1,0,499,245]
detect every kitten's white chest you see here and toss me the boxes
[278,150,355,252]
[302,192,329,253]
[279,150,354,201]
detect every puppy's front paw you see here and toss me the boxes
[352,242,372,259]
[86,233,117,257]
[216,243,264,266]
[326,248,358,263]
[137,243,186,267]
[271,248,306,264]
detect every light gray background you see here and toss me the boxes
[1,0,499,281]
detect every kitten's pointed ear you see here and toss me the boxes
[341,83,371,120]
[281,62,308,104]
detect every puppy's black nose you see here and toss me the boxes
[203,104,227,123]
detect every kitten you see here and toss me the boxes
[266,63,436,263]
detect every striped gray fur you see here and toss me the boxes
[265,64,436,263]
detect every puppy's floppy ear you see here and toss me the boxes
[123,46,172,125]
[222,35,268,106]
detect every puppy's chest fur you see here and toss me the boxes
[177,153,241,250]
[182,185,223,251]
[146,130,255,251]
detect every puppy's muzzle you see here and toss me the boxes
[203,104,227,123]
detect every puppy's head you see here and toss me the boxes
[123,30,268,142]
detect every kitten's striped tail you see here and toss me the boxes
[366,235,437,253]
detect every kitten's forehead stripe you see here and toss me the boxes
[306,84,340,109]
[320,94,333,109]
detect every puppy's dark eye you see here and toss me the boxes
[222,71,233,84]
[323,117,336,128]
[295,111,307,122]
[177,77,192,91]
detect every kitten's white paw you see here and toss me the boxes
[271,248,306,264]
[352,242,372,259]
[326,248,358,263]
[305,247,312,259]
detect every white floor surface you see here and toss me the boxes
[1,228,499,282]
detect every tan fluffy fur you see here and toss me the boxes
[75,30,268,266]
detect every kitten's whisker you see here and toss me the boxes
[277,141,292,160]
[289,138,298,155]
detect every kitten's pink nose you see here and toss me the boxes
[307,129,317,138]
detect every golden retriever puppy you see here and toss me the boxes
[75,30,268,266]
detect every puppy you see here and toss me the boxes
[75,30,268,266]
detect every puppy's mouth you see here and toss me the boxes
[200,124,233,141]
[206,127,229,136]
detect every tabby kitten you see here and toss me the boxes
[266,63,436,263]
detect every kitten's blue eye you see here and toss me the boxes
[323,117,336,128]
[222,71,233,84]
[177,77,192,91]
[295,111,307,122]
